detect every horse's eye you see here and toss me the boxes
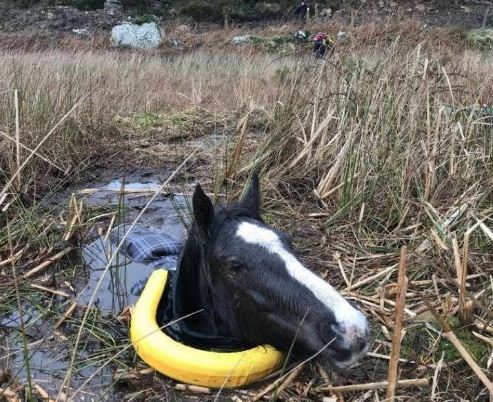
[230,260,243,272]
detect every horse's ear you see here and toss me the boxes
[193,184,214,234]
[240,172,261,216]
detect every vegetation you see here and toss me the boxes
[0,19,492,402]
[467,28,493,50]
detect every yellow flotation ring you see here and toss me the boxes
[130,269,285,388]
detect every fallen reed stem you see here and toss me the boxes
[319,378,429,393]
[386,246,408,401]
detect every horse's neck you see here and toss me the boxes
[174,228,218,333]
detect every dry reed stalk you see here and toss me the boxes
[288,109,336,169]
[63,195,83,241]
[30,284,71,298]
[475,217,493,241]
[386,246,408,401]
[175,384,211,394]
[225,110,250,181]
[319,378,429,393]
[459,231,471,323]
[334,252,351,288]
[475,320,493,336]
[250,364,305,402]
[0,248,24,267]
[472,332,493,348]
[0,96,87,203]
[316,131,355,198]
[34,384,55,402]
[0,130,66,173]
[347,264,397,291]
[22,247,74,279]
[430,353,444,401]
[63,214,79,242]
[0,387,21,402]
[271,362,305,399]
[367,352,410,363]
[14,89,20,192]
[104,214,117,242]
[54,301,78,329]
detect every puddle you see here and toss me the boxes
[1,329,115,401]
[1,176,192,401]
[79,224,181,315]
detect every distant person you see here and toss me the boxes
[294,1,309,20]
[312,32,331,58]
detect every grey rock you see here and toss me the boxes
[72,28,91,38]
[336,31,350,43]
[111,22,162,49]
[232,35,251,45]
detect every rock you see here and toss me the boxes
[337,31,350,43]
[169,38,181,47]
[72,28,91,38]
[415,4,426,12]
[111,22,162,49]
[320,7,332,17]
[461,5,472,13]
[232,35,251,45]
[294,30,308,40]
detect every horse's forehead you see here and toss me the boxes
[235,220,282,248]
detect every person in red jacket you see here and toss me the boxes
[312,32,329,58]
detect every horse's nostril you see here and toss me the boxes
[354,336,367,353]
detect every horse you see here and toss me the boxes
[163,173,369,369]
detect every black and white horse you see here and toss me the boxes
[167,174,369,369]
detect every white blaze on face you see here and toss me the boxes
[236,221,368,339]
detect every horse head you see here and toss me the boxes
[174,174,369,369]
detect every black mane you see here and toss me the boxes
[158,201,260,350]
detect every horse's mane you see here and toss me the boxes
[160,202,258,350]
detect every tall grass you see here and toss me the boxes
[0,50,297,195]
[242,45,492,241]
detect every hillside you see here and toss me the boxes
[0,0,492,34]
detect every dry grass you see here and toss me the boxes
[223,39,493,401]
[0,20,492,402]
[0,49,297,197]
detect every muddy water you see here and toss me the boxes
[77,179,190,315]
[0,176,191,401]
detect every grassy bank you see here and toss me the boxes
[1,22,492,401]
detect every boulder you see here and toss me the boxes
[336,31,350,44]
[232,35,251,45]
[72,28,91,38]
[111,22,162,49]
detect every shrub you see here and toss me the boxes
[467,29,493,51]
[72,0,105,10]
[179,1,222,22]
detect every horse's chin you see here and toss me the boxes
[316,346,369,372]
